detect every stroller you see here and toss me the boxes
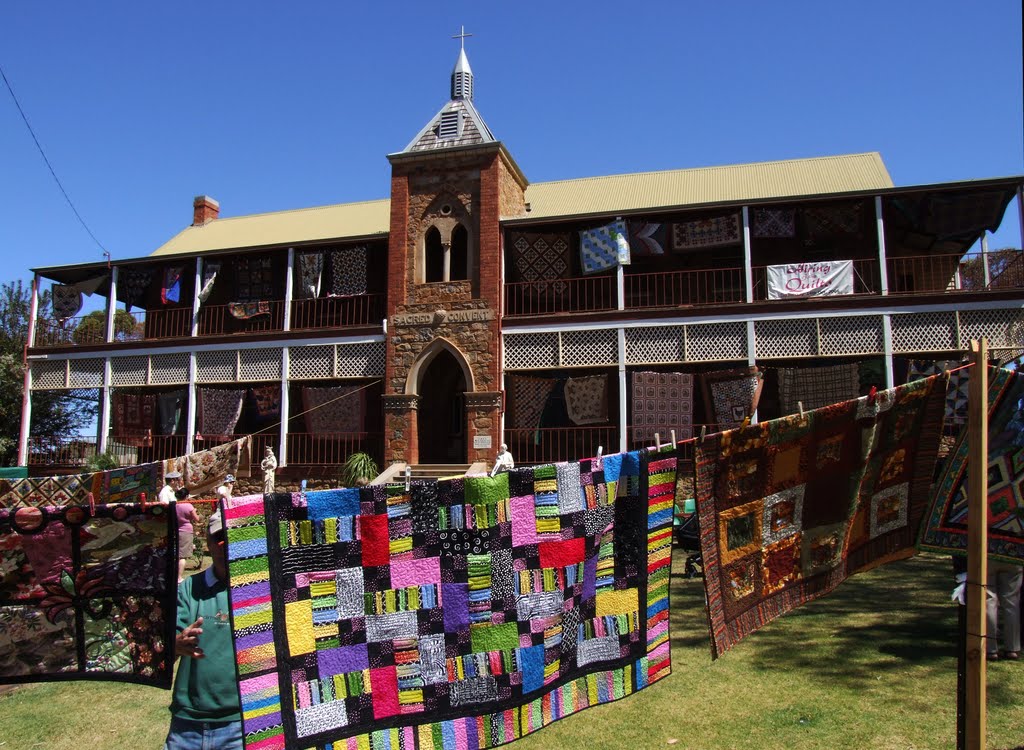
[674,498,703,579]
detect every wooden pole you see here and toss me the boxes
[965,338,988,750]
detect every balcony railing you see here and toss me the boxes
[504,251,1024,317]
[504,276,617,317]
[504,426,618,466]
[198,300,286,336]
[286,432,383,467]
[625,266,746,309]
[290,294,385,331]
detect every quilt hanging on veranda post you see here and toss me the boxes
[0,501,177,686]
[223,449,676,750]
[695,375,946,658]
[919,366,1024,563]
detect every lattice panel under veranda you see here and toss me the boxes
[625,326,685,365]
[196,350,238,383]
[68,358,104,388]
[890,311,958,353]
[560,329,617,367]
[337,342,386,378]
[687,322,747,362]
[754,317,817,358]
[959,308,1024,351]
[818,315,884,356]
[149,353,190,385]
[289,346,334,380]
[503,332,559,370]
[30,360,68,390]
[110,356,148,386]
[240,348,282,381]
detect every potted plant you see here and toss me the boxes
[340,452,378,487]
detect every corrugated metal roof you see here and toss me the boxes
[149,153,894,258]
[516,153,894,222]
[150,199,391,257]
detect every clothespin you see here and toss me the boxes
[867,386,878,404]
[798,401,805,418]
[595,445,603,470]
[742,416,751,427]
[654,432,661,451]
[699,425,707,443]
[87,491,96,517]
[404,465,412,492]
[140,491,147,510]
[670,430,677,447]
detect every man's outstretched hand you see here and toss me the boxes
[176,617,205,658]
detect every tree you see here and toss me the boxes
[0,280,97,466]
[73,309,138,345]
[958,247,1023,291]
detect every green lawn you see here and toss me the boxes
[2,551,1021,750]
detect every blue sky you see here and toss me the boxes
[1,1,1021,289]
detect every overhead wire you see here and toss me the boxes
[0,62,106,254]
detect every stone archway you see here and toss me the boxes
[416,347,468,463]
[407,338,474,464]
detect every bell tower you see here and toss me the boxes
[382,30,528,466]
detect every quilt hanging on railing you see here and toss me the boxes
[919,366,1024,563]
[0,501,177,686]
[223,448,676,749]
[696,375,946,658]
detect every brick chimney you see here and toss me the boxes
[192,195,220,225]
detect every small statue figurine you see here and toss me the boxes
[490,443,514,477]
[261,446,277,494]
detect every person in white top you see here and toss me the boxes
[491,444,514,477]
[159,471,183,504]
[215,474,235,502]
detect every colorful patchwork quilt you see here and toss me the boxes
[631,371,694,444]
[700,367,763,430]
[165,437,252,497]
[224,450,676,749]
[696,375,946,658]
[672,215,740,251]
[0,501,177,686]
[907,359,969,424]
[198,388,246,441]
[508,232,571,293]
[777,363,862,416]
[302,385,365,435]
[919,367,1024,563]
[0,462,162,509]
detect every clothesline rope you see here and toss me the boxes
[244,379,381,439]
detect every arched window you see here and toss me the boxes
[425,227,444,283]
[450,224,468,281]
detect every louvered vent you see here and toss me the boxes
[437,110,461,140]
[451,72,473,101]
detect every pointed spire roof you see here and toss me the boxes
[394,30,496,155]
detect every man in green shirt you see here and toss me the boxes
[164,509,243,750]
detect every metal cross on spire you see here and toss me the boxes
[452,25,473,50]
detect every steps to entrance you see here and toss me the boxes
[373,462,488,484]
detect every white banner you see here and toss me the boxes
[767,260,854,300]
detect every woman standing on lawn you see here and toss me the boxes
[174,487,201,584]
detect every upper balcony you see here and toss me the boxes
[30,242,387,351]
[504,249,1024,317]
[503,184,1023,319]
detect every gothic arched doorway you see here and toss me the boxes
[417,348,467,463]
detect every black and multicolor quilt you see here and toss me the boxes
[0,502,177,686]
[919,366,1024,563]
[696,376,946,658]
[224,450,676,749]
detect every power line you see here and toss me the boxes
[0,62,106,253]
